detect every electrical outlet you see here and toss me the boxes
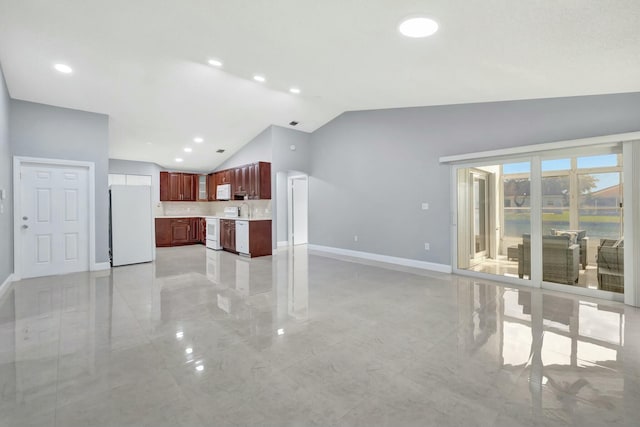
[354,235,358,242]
[424,243,430,251]
[421,203,429,210]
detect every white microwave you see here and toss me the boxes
[216,183,231,200]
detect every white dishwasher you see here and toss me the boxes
[236,220,249,255]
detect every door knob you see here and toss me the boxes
[22,216,28,220]
[22,225,28,229]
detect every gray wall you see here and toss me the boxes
[309,92,640,266]
[215,125,311,247]
[0,64,12,284]
[109,158,163,206]
[214,127,272,171]
[271,126,311,245]
[10,100,110,263]
[271,126,311,175]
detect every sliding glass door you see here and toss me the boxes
[456,162,530,280]
[455,146,624,297]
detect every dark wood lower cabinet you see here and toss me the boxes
[171,219,190,245]
[220,219,236,252]
[155,217,204,247]
[156,217,271,258]
[155,218,172,247]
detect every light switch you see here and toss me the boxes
[421,202,429,210]
[0,189,6,200]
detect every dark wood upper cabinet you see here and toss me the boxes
[197,175,208,201]
[217,170,231,186]
[159,171,197,201]
[160,172,169,201]
[168,172,182,200]
[232,165,249,196]
[182,174,195,201]
[248,162,271,200]
[207,173,217,201]
[162,162,270,202]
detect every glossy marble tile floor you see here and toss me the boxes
[1,245,640,427]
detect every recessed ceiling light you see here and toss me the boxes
[185,347,193,354]
[54,63,73,74]
[175,158,184,163]
[184,147,192,153]
[289,87,301,94]
[253,75,266,83]
[146,142,152,145]
[193,137,204,143]
[208,59,223,67]
[196,364,204,372]
[398,17,439,38]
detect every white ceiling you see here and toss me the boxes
[1,0,639,171]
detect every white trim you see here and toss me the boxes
[91,262,111,271]
[623,141,639,307]
[308,244,452,273]
[0,273,14,301]
[454,268,536,288]
[541,281,624,303]
[13,156,97,278]
[439,131,640,164]
[277,241,289,248]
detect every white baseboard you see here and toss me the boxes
[277,241,289,248]
[0,273,15,301]
[91,262,111,272]
[307,244,452,274]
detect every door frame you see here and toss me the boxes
[13,156,97,280]
[287,174,308,246]
[446,143,632,305]
[469,168,490,265]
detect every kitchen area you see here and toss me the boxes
[154,161,273,258]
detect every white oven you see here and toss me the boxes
[205,217,222,250]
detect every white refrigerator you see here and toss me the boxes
[109,185,154,266]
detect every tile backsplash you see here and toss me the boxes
[159,200,272,219]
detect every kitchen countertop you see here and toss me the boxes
[155,215,271,221]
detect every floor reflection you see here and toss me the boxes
[0,245,639,426]
[456,280,632,424]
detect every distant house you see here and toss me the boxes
[586,184,622,208]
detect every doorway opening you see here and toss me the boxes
[288,174,308,245]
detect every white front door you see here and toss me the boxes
[19,163,89,278]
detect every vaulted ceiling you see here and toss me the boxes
[1,0,639,171]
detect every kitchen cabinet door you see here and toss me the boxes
[220,219,236,252]
[197,175,208,201]
[247,163,258,199]
[208,174,217,201]
[155,218,171,247]
[248,220,272,257]
[160,172,169,201]
[189,217,200,242]
[182,174,196,201]
[168,173,182,200]
[216,170,231,186]
[258,162,271,199]
[171,219,190,245]
[199,218,206,243]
